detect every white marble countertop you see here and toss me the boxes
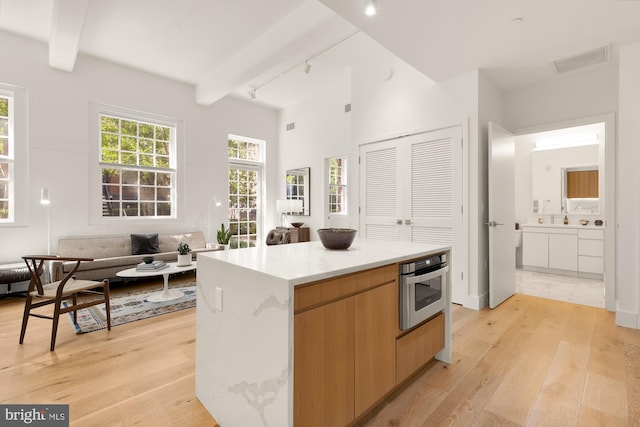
[520,223,606,230]
[198,239,450,286]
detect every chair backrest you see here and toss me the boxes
[22,255,94,295]
[265,229,291,245]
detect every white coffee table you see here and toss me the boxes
[116,261,197,302]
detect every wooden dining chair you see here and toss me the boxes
[20,255,111,351]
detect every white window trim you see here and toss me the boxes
[89,103,184,224]
[0,83,28,227]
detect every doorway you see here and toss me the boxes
[512,114,615,311]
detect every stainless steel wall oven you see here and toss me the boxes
[399,252,448,330]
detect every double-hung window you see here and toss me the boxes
[0,94,12,221]
[328,156,348,215]
[0,84,27,226]
[99,113,176,218]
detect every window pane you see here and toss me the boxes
[156,126,170,141]
[0,200,8,219]
[140,202,155,216]
[121,136,136,151]
[102,168,120,184]
[0,118,8,137]
[121,120,137,135]
[102,133,119,150]
[0,138,7,157]
[139,139,154,153]
[140,187,155,201]
[0,98,8,116]
[122,170,138,185]
[101,149,119,163]
[157,202,171,216]
[0,182,7,198]
[139,154,154,166]
[157,172,171,186]
[139,123,154,138]
[157,187,171,201]
[121,153,137,165]
[101,116,119,133]
[122,186,138,200]
[0,162,8,178]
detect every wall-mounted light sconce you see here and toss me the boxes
[364,0,377,16]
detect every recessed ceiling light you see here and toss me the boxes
[510,17,524,24]
[364,0,377,17]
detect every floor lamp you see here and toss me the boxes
[208,195,222,245]
[40,188,51,255]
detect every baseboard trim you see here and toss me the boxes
[616,309,639,329]
[463,292,488,310]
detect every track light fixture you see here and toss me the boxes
[364,0,377,16]
[245,30,359,101]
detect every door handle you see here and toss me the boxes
[396,219,403,225]
[404,219,412,225]
[485,220,504,227]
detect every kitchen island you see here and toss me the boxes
[195,239,451,427]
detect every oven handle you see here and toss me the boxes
[403,264,448,286]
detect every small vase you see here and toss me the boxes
[177,253,192,266]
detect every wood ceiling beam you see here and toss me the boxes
[49,0,89,72]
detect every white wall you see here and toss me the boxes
[276,69,351,235]
[617,42,640,328]
[0,30,278,264]
[503,62,619,130]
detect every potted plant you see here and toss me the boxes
[217,223,232,250]
[177,242,192,266]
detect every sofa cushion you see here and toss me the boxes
[131,233,160,255]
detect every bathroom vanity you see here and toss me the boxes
[521,223,604,278]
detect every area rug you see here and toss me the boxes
[64,283,196,333]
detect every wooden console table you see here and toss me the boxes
[276,226,310,243]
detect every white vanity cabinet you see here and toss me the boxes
[522,226,577,273]
[578,229,604,276]
[522,225,604,277]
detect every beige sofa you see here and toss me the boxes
[51,231,215,281]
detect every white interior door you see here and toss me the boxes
[488,122,516,308]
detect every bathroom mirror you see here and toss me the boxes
[561,166,599,214]
[285,167,310,215]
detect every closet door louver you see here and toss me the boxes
[410,135,453,245]
[362,144,400,240]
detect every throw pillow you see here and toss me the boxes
[131,233,160,255]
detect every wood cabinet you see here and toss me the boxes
[396,313,444,384]
[567,170,598,199]
[294,296,354,426]
[276,226,309,243]
[294,265,397,426]
[354,282,397,415]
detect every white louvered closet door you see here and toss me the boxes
[360,139,404,241]
[409,128,458,246]
[360,126,463,302]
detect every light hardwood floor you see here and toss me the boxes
[1,277,639,426]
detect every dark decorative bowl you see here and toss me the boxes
[142,256,154,264]
[290,222,304,228]
[317,228,358,250]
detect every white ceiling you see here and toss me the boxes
[1,0,640,109]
